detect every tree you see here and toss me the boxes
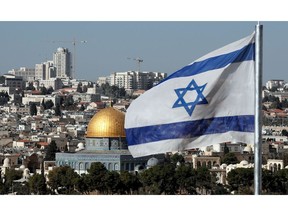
[170,153,185,165]
[140,163,177,195]
[75,174,90,194]
[64,95,74,107]
[119,171,142,194]
[0,76,5,84]
[223,143,229,155]
[77,83,83,93]
[175,163,197,194]
[79,104,85,111]
[44,140,59,161]
[195,167,214,194]
[29,103,37,116]
[47,166,80,194]
[45,100,54,109]
[261,169,278,194]
[40,86,47,95]
[221,152,238,165]
[226,168,254,194]
[25,82,35,90]
[2,169,23,194]
[55,104,62,116]
[86,162,108,194]
[47,86,54,94]
[272,169,288,194]
[119,87,126,98]
[82,85,88,93]
[104,171,123,194]
[41,99,46,110]
[28,173,47,195]
[282,129,288,137]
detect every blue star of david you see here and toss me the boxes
[172,79,208,116]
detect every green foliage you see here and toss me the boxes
[75,174,90,194]
[29,103,37,116]
[175,163,197,194]
[12,182,30,195]
[282,129,288,136]
[223,143,229,155]
[195,167,213,194]
[100,83,126,98]
[104,171,123,194]
[44,100,54,109]
[221,152,238,165]
[82,85,88,93]
[28,173,47,195]
[140,163,177,194]
[86,162,108,194]
[47,166,80,194]
[47,86,54,94]
[77,83,83,93]
[63,95,74,107]
[272,169,288,194]
[25,82,35,90]
[227,168,254,194]
[0,76,5,84]
[1,169,23,194]
[170,153,185,165]
[0,91,10,105]
[40,86,47,95]
[55,104,62,116]
[44,140,59,161]
[119,171,142,195]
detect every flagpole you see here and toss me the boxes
[254,23,263,195]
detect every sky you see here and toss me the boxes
[0,21,288,81]
[0,21,287,83]
[0,1,288,84]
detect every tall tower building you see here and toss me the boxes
[53,47,71,78]
[35,61,56,80]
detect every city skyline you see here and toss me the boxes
[1,21,288,83]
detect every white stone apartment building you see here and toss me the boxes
[53,47,71,78]
[109,71,167,90]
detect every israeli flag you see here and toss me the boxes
[125,32,255,157]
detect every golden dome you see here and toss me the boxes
[86,107,126,138]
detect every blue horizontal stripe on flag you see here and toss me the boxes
[125,115,254,146]
[160,43,255,84]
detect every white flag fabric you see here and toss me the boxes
[125,32,255,158]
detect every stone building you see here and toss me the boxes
[56,107,164,174]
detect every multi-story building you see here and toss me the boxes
[96,77,109,86]
[72,92,101,103]
[53,47,71,79]
[38,78,63,91]
[109,71,167,90]
[35,61,56,80]
[2,74,25,93]
[109,71,134,90]
[8,67,35,81]
[22,94,61,106]
[266,79,285,90]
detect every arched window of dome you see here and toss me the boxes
[108,163,112,171]
[85,162,89,170]
[79,162,83,170]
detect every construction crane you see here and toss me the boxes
[127,57,144,72]
[51,38,87,79]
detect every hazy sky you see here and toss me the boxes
[0,21,287,83]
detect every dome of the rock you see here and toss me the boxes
[86,107,126,138]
